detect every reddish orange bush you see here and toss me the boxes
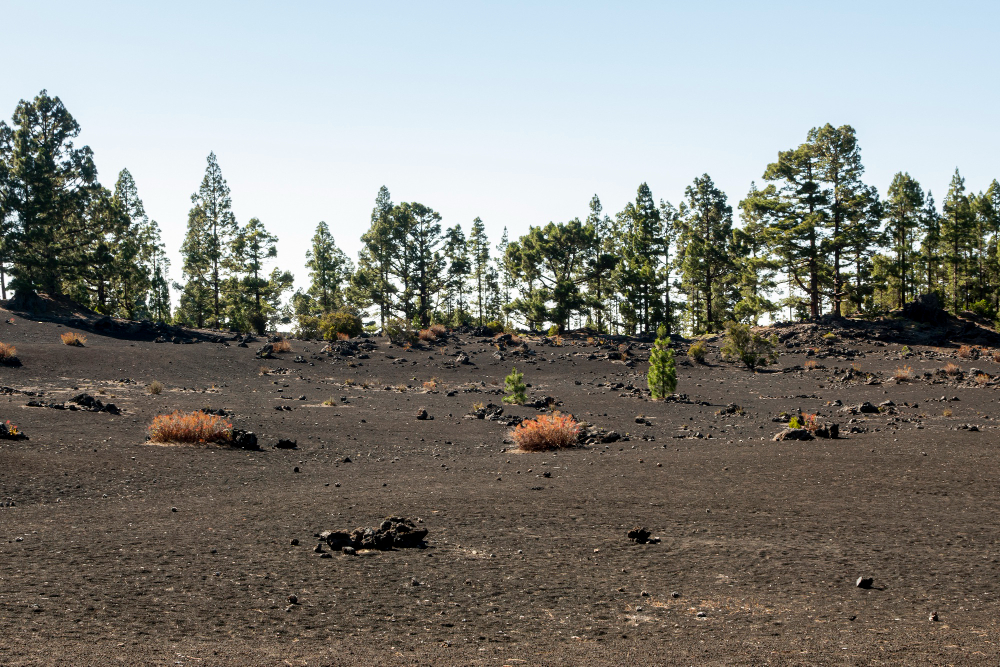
[511,412,581,452]
[0,342,16,363]
[336,332,350,341]
[943,362,961,375]
[60,332,86,346]
[271,340,292,353]
[148,411,232,444]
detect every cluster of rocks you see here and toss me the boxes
[320,339,375,359]
[26,393,121,415]
[772,422,839,441]
[315,517,428,554]
[627,526,660,544]
[465,403,523,427]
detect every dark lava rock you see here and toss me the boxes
[0,421,27,440]
[856,576,874,589]
[325,517,428,551]
[230,429,259,450]
[813,423,840,439]
[601,431,621,444]
[902,293,948,325]
[69,393,121,415]
[415,408,430,420]
[627,526,652,544]
[455,352,471,365]
[772,428,815,441]
[274,439,298,450]
[256,343,274,359]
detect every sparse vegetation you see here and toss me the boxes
[61,332,86,346]
[647,325,677,400]
[147,411,232,444]
[0,342,17,365]
[992,350,1000,363]
[893,365,914,381]
[958,344,979,360]
[943,409,953,418]
[901,345,912,355]
[943,362,961,375]
[271,339,292,353]
[148,381,164,395]
[975,373,991,385]
[422,379,438,391]
[503,367,527,405]
[804,359,820,370]
[322,397,337,406]
[822,332,836,340]
[720,321,779,371]
[687,340,707,363]
[510,412,580,452]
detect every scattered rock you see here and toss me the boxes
[256,343,274,359]
[856,576,874,589]
[274,439,298,450]
[772,428,814,441]
[320,516,428,551]
[627,526,651,544]
[230,429,259,450]
[415,408,430,420]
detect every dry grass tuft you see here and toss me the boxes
[422,379,438,391]
[957,344,979,360]
[148,381,164,395]
[336,331,350,341]
[975,373,991,386]
[271,340,292,353]
[322,397,337,406]
[804,359,820,370]
[510,412,581,452]
[61,332,86,346]
[0,342,16,363]
[992,350,1000,363]
[893,365,914,381]
[147,411,232,444]
[942,409,953,418]
[943,362,961,375]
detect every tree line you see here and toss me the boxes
[2,91,998,336]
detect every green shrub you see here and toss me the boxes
[547,324,560,337]
[720,321,779,371]
[687,340,707,363]
[485,320,504,335]
[319,311,363,340]
[971,299,995,319]
[385,317,418,345]
[822,332,836,340]
[788,415,801,429]
[647,325,677,399]
[502,367,527,405]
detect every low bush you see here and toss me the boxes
[720,321,779,371]
[271,339,292,353]
[687,340,707,363]
[148,381,164,395]
[893,365,914,381]
[547,324,560,337]
[385,318,418,346]
[957,344,979,360]
[503,367,527,405]
[510,412,581,452]
[0,342,17,365]
[822,332,836,340]
[804,359,820,370]
[61,332,86,346]
[147,411,232,444]
[943,362,961,375]
[975,373,991,385]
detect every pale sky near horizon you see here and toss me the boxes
[3,1,998,301]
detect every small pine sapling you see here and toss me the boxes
[647,325,677,399]
[503,366,527,405]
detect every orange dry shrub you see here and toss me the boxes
[957,344,979,360]
[271,340,292,353]
[893,365,914,381]
[992,349,1000,363]
[510,412,581,452]
[975,373,991,386]
[418,328,436,341]
[430,324,447,336]
[336,332,350,341]
[0,342,16,363]
[60,332,86,346]
[804,359,820,370]
[147,411,232,444]
[943,362,961,375]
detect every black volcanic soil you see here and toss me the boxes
[3,308,1000,665]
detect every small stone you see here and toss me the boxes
[313,543,324,553]
[342,546,356,555]
[929,611,938,622]
[671,591,680,598]
[287,594,298,604]
[293,466,300,473]
[696,611,706,617]
[171,507,178,512]
[290,538,299,546]
[639,590,649,597]
[856,576,874,589]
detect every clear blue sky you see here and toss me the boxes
[3,1,998,297]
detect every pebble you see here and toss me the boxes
[856,576,874,589]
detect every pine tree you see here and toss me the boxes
[110,168,154,318]
[399,202,445,327]
[305,221,352,313]
[0,90,99,298]
[146,220,171,322]
[919,191,942,296]
[469,217,490,325]
[941,169,974,313]
[617,183,663,334]
[189,152,237,328]
[884,172,925,308]
[647,325,677,399]
[733,183,779,324]
[356,186,397,329]
[442,224,470,324]
[176,205,213,328]
[227,217,293,334]
[676,174,735,333]
[503,367,527,405]
[585,195,620,333]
